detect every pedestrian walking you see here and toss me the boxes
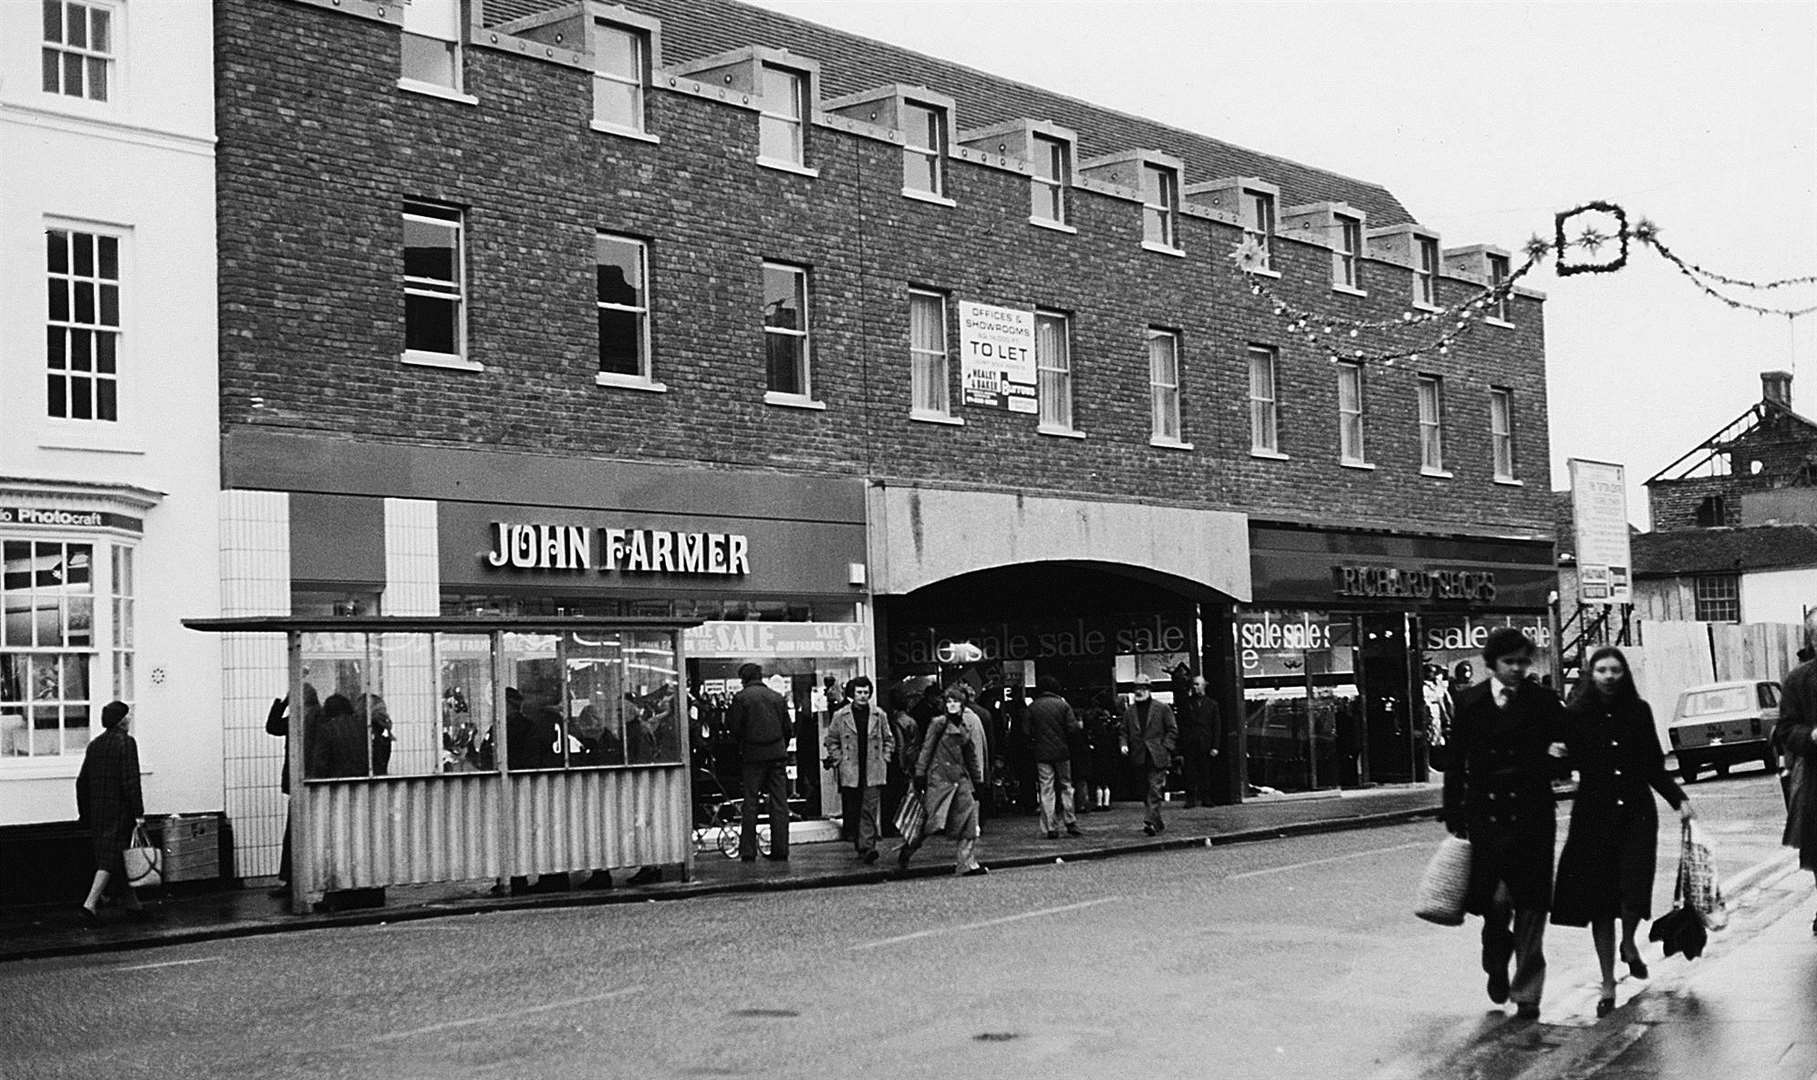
[1774,609,1817,931]
[1551,647,1694,1017]
[899,686,988,875]
[1121,674,1178,836]
[824,676,894,863]
[730,662,791,862]
[1178,675,1223,807]
[1442,628,1568,1020]
[76,701,147,925]
[883,684,921,837]
[1026,675,1083,839]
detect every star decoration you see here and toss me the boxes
[1524,236,1551,262]
[1228,236,1269,274]
[1634,218,1659,244]
[1577,227,1610,255]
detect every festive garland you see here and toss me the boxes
[1553,201,1629,276]
[1633,219,1817,317]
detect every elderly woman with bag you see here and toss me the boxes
[77,700,148,925]
[897,686,989,876]
[1551,647,1693,1018]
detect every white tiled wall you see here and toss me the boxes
[384,499,442,776]
[220,490,289,879]
[384,498,440,616]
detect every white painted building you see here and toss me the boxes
[0,2,221,833]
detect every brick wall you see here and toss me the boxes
[217,0,1553,537]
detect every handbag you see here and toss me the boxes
[894,787,926,845]
[1413,834,1472,926]
[123,821,163,889]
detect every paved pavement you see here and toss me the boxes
[0,784,1444,962]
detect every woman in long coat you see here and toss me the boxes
[77,700,147,924]
[898,686,987,875]
[1774,638,1817,929]
[1552,647,1693,1016]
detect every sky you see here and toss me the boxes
[748,0,1817,529]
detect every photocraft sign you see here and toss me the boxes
[958,300,1037,413]
[1569,458,1632,604]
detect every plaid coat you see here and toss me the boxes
[77,727,144,873]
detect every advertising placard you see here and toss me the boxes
[958,301,1037,413]
[1568,459,1632,604]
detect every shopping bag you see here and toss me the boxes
[894,788,926,845]
[1678,819,1726,930]
[1413,834,1472,926]
[123,822,162,889]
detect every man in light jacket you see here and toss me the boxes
[824,676,894,864]
[730,662,792,862]
[1121,674,1178,836]
[1026,675,1083,839]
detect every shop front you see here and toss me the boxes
[1241,523,1555,796]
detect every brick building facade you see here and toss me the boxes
[211,0,1555,868]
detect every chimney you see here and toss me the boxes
[1764,370,1793,407]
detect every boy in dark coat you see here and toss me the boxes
[1442,629,1567,1020]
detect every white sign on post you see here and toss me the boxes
[1569,458,1632,604]
[958,301,1037,414]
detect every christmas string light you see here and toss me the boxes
[1634,219,1817,290]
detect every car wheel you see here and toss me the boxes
[1764,751,1780,774]
[1715,762,1730,779]
[1679,760,1698,784]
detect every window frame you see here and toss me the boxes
[1035,309,1075,434]
[41,0,116,104]
[907,287,951,420]
[1029,133,1070,227]
[1417,374,1447,475]
[1334,213,1363,290]
[1337,361,1368,466]
[591,18,650,137]
[761,261,815,404]
[398,0,465,97]
[1415,237,1440,308]
[1245,188,1276,271]
[44,223,124,424]
[1487,253,1512,323]
[1247,344,1280,455]
[1693,574,1740,623]
[757,62,809,169]
[401,201,473,370]
[595,233,656,388]
[901,99,948,200]
[1147,328,1185,445]
[1141,163,1181,252]
[1489,386,1517,481]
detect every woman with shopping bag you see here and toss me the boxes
[897,686,988,876]
[76,700,150,926]
[1551,647,1693,1017]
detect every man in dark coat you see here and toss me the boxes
[1178,675,1223,807]
[1026,675,1083,839]
[1442,628,1567,1020]
[1121,674,1178,836]
[730,662,791,861]
[1774,612,1817,930]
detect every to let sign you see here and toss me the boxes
[1569,458,1632,604]
[958,301,1037,414]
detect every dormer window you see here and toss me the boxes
[1416,237,1439,307]
[902,99,947,197]
[1030,134,1069,226]
[400,0,462,92]
[593,19,649,134]
[759,63,808,167]
[1245,189,1276,269]
[1488,253,1511,323]
[1142,163,1180,251]
[1335,213,1362,290]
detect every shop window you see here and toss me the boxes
[1490,386,1516,481]
[1488,252,1511,323]
[1418,374,1447,474]
[1141,163,1180,251]
[762,261,812,401]
[1147,328,1183,445]
[42,0,114,102]
[1,538,134,760]
[908,288,950,419]
[1035,309,1074,432]
[593,19,648,134]
[1248,345,1280,454]
[1694,575,1739,623]
[401,201,469,369]
[1337,361,1367,465]
[1334,213,1363,290]
[901,99,947,198]
[1030,133,1069,226]
[46,225,122,423]
[1415,237,1439,307]
[400,0,462,93]
[758,63,808,168]
[596,233,651,383]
